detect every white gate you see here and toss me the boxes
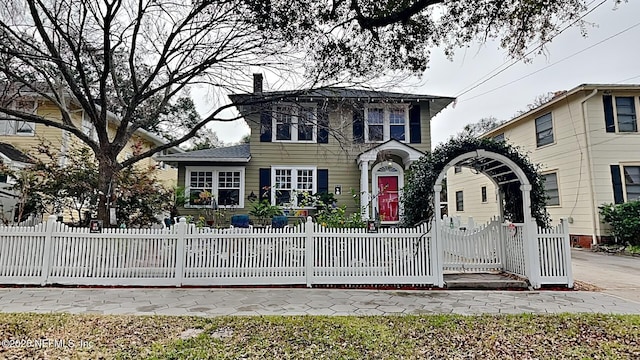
[441,219,503,272]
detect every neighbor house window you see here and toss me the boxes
[272,104,317,142]
[481,186,487,203]
[0,100,36,136]
[272,166,316,207]
[623,166,640,201]
[493,133,505,142]
[542,172,560,206]
[186,167,244,208]
[615,97,638,133]
[454,166,462,174]
[455,191,464,211]
[365,105,409,142]
[535,112,554,147]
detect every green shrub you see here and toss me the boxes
[599,201,640,246]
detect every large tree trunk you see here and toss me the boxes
[96,157,119,227]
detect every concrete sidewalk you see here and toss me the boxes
[1,288,638,316]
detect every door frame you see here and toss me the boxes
[371,162,404,224]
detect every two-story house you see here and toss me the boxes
[0,94,182,221]
[446,83,640,247]
[159,74,454,224]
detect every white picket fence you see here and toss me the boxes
[0,215,572,288]
[0,216,435,287]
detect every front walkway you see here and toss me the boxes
[1,288,638,316]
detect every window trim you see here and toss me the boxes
[364,104,410,143]
[455,190,464,212]
[271,103,317,143]
[621,164,640,202]
[0,99,37,136]
[613,96,639,133]
[534,112,554,148]
[541,171,560,207]
[270,165,317,208]
[184,166,245,209]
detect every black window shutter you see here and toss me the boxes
[409,105,421,143]
[260,108,272,142]
[603,95,615,133]
[259,168,271,200]
[318,109,329,144]
[353,107,364,143]
[610,165,624,204]
[317,169,329,194]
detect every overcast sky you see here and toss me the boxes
[197,0,640,149]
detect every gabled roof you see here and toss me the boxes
[482,83,640,137]
[0,142,33,164]
[229,87,455,118]
[156,144,250,163]
[357,139,425,165]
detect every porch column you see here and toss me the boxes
[360,160,369,220]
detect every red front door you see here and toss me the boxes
[378,176,399,222]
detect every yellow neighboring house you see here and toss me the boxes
[446,83,640,248]
[0,96,182,221]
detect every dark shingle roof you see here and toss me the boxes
[155,144,250,163]
[0,143,33,164]
[229,87,455,118]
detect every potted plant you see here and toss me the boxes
[249,199,283,227]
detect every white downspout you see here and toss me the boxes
[580,89,599,245]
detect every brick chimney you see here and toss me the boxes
[253,73,263,94]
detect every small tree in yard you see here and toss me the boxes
[114,166,172,228]
[599,201,640,246]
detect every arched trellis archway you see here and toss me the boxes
[402,137,549,229]
[432,149,534,225]
[401,137,551,288]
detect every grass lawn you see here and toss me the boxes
[0,313,638,359]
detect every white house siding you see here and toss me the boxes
[446,167,499,224]
[447,88,640,246]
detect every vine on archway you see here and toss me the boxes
[402,136,550,227]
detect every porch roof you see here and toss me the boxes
[155,144,250,164]
[357,140,425,166]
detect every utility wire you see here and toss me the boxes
[454,0,601,96]
[462,20,640,102]
[454,0,609,99]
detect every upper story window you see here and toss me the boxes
[272,104,316,142]
[623,166,640,201]
[535,112,554,147]
[615,97,638,133]
[0,100,36,136]
[481,186,487,203]
[365,105,409,143]
[454,166,462,174]
[493,133,505,142]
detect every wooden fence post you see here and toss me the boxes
[40,215,57,286]
[304,216,314,288]
[174,217,187,287]
[561,218,574,288]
